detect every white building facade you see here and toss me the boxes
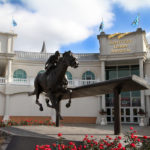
[0,28,150,125]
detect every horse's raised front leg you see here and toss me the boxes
[36,99,43,111]
[35,100,43,111]
[46,92,56,108]
[45,97,53,108]
[66,89,72,108]
[35,90,43,111]
[28,88,43,111]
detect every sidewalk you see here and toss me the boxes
[1,124,150,141]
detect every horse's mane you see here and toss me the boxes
[57,57,63,66]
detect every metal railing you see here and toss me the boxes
[15,51,99,61]
[0,77,99,87]
[78,80,98,86]
[12,78,32,85]
[0,77,6,84]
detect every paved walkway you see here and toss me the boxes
[1,124,150,141]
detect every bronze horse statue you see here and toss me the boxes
[28,51,79,120]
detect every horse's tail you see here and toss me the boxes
[28,90,36,96]
[28,73,41,96]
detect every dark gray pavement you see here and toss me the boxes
[0,124,150,150]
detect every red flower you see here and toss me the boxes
[52,143,56,147]
[85,134,88,137]
[131,133,134,139]
[61,144,65,149]
[137,139,140,142]
[87,139,91,143]
[99,146,104,149]
[83,145,86,149]
[143,136,147,139]
[122,147,126,150]
[130,127,134,130]
[118,136,122,140]
[45,145,50,148]
[69,142,73,145]
[58,133,62,137]
[130,143,136,148]
[118,143,122,148]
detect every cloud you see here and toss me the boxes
[112,0,150,11]
[0,0,114,52]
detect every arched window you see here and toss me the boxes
[82,71,95,80]
[38,70,45,74]
[66,71,72,80]
[13,69,27,79]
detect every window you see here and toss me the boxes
[66,71,72,80]
[82,71,95,80]
[118,66,129,78]
[13,69,27,79]
[131,65,139,76]
[105,66,117,80]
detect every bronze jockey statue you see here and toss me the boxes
[45,51,60,74]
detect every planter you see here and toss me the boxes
[139,116,145,126]
[96,115,107,125]
[100,115,107,125]
[100,116,107,125]
[98,109,107,125]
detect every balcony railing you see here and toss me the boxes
[0,77,6,84]
[0,77,99,87]
[78,80,98,86]
[15,51,99,61]
[1,76,150,87]
[12,78,34,85]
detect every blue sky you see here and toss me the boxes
[0,0,150,53]
[61,5,150,53]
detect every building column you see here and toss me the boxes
[100,61,105,109]
[145,96,150,125]
[7,60,12,83]
[139,59,144,78]
[96,96,101,124]
[139,59,145,109]
[3,95,10,122]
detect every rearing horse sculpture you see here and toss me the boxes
[28,51,79,120]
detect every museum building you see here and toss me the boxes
[0,28,150,125]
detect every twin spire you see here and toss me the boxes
[41,41,46,53]
[40,41,60,54]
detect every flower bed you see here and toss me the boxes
[0,119,55,127]
[35,127,150,150]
